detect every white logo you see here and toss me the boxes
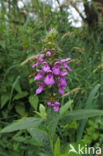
[68,144,101,155]
[68,144,78,154]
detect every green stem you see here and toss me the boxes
[49,136,54,154]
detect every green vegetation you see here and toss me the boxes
[0,0,103,155]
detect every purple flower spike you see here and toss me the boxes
[58,76,67,86]
[36,82,44,94]
[44,70,55,85]
[34,69,44,81]
[42,62,50,72]
[46,51,51,57]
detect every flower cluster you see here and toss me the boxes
[32,51,72,112]
[47,101,60,112]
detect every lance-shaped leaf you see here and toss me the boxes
[61,109,103,121]
[0,117,43,133]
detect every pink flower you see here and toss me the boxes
[32,54,44,68]
[46,51,51,57]
[36,82,45,94]
[61,58,71,63]
[47,101,54,106]
[32,60,41,68]
[53,102,60,112]
[60,69,68,76]
[63,62,72,71]
[47,101,60,112]
[58,78,65,95]
[60,58,72,71]
[58,86,64,95]
[54,101,60,106]
[44,70,55,85]
[40,54,45,60]
[34,69,44,80]
[53,106,59,112]
[58,76,67,86]
[52,62,61,75]
[42,62,50,72]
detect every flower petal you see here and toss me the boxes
[44,71,55,85]
[63,62,72,71]
[58,87,64,95]
[54,101,60,106]
[42,62,50,72]
[52,65,60,75]
[46,51,51,57]
[58,76,67,86]
[47,101,54,106]
[53,106,59,112]
[36,85,44,94]
[60,69,68,76]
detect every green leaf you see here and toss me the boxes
[13,135,41,146]
[0,117,43,133]
[8,76,20,110]
[60,100,73,115]
[28,128,48,145]
[3,66,20,84]
[61,109,103,121]
[54,138,60,156]
[29,95,39,110]
[61,154,68,156]
[1,95,9,108]
[77,84,100,141]
[85,84,100,109]
[34,104,47,119]
[47,109,59,139]
[14,81,22,93]
[39,104,47,119]
[15,103,25,116]
[13,91,28,100]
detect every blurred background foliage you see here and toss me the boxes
[0,0,103,155]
